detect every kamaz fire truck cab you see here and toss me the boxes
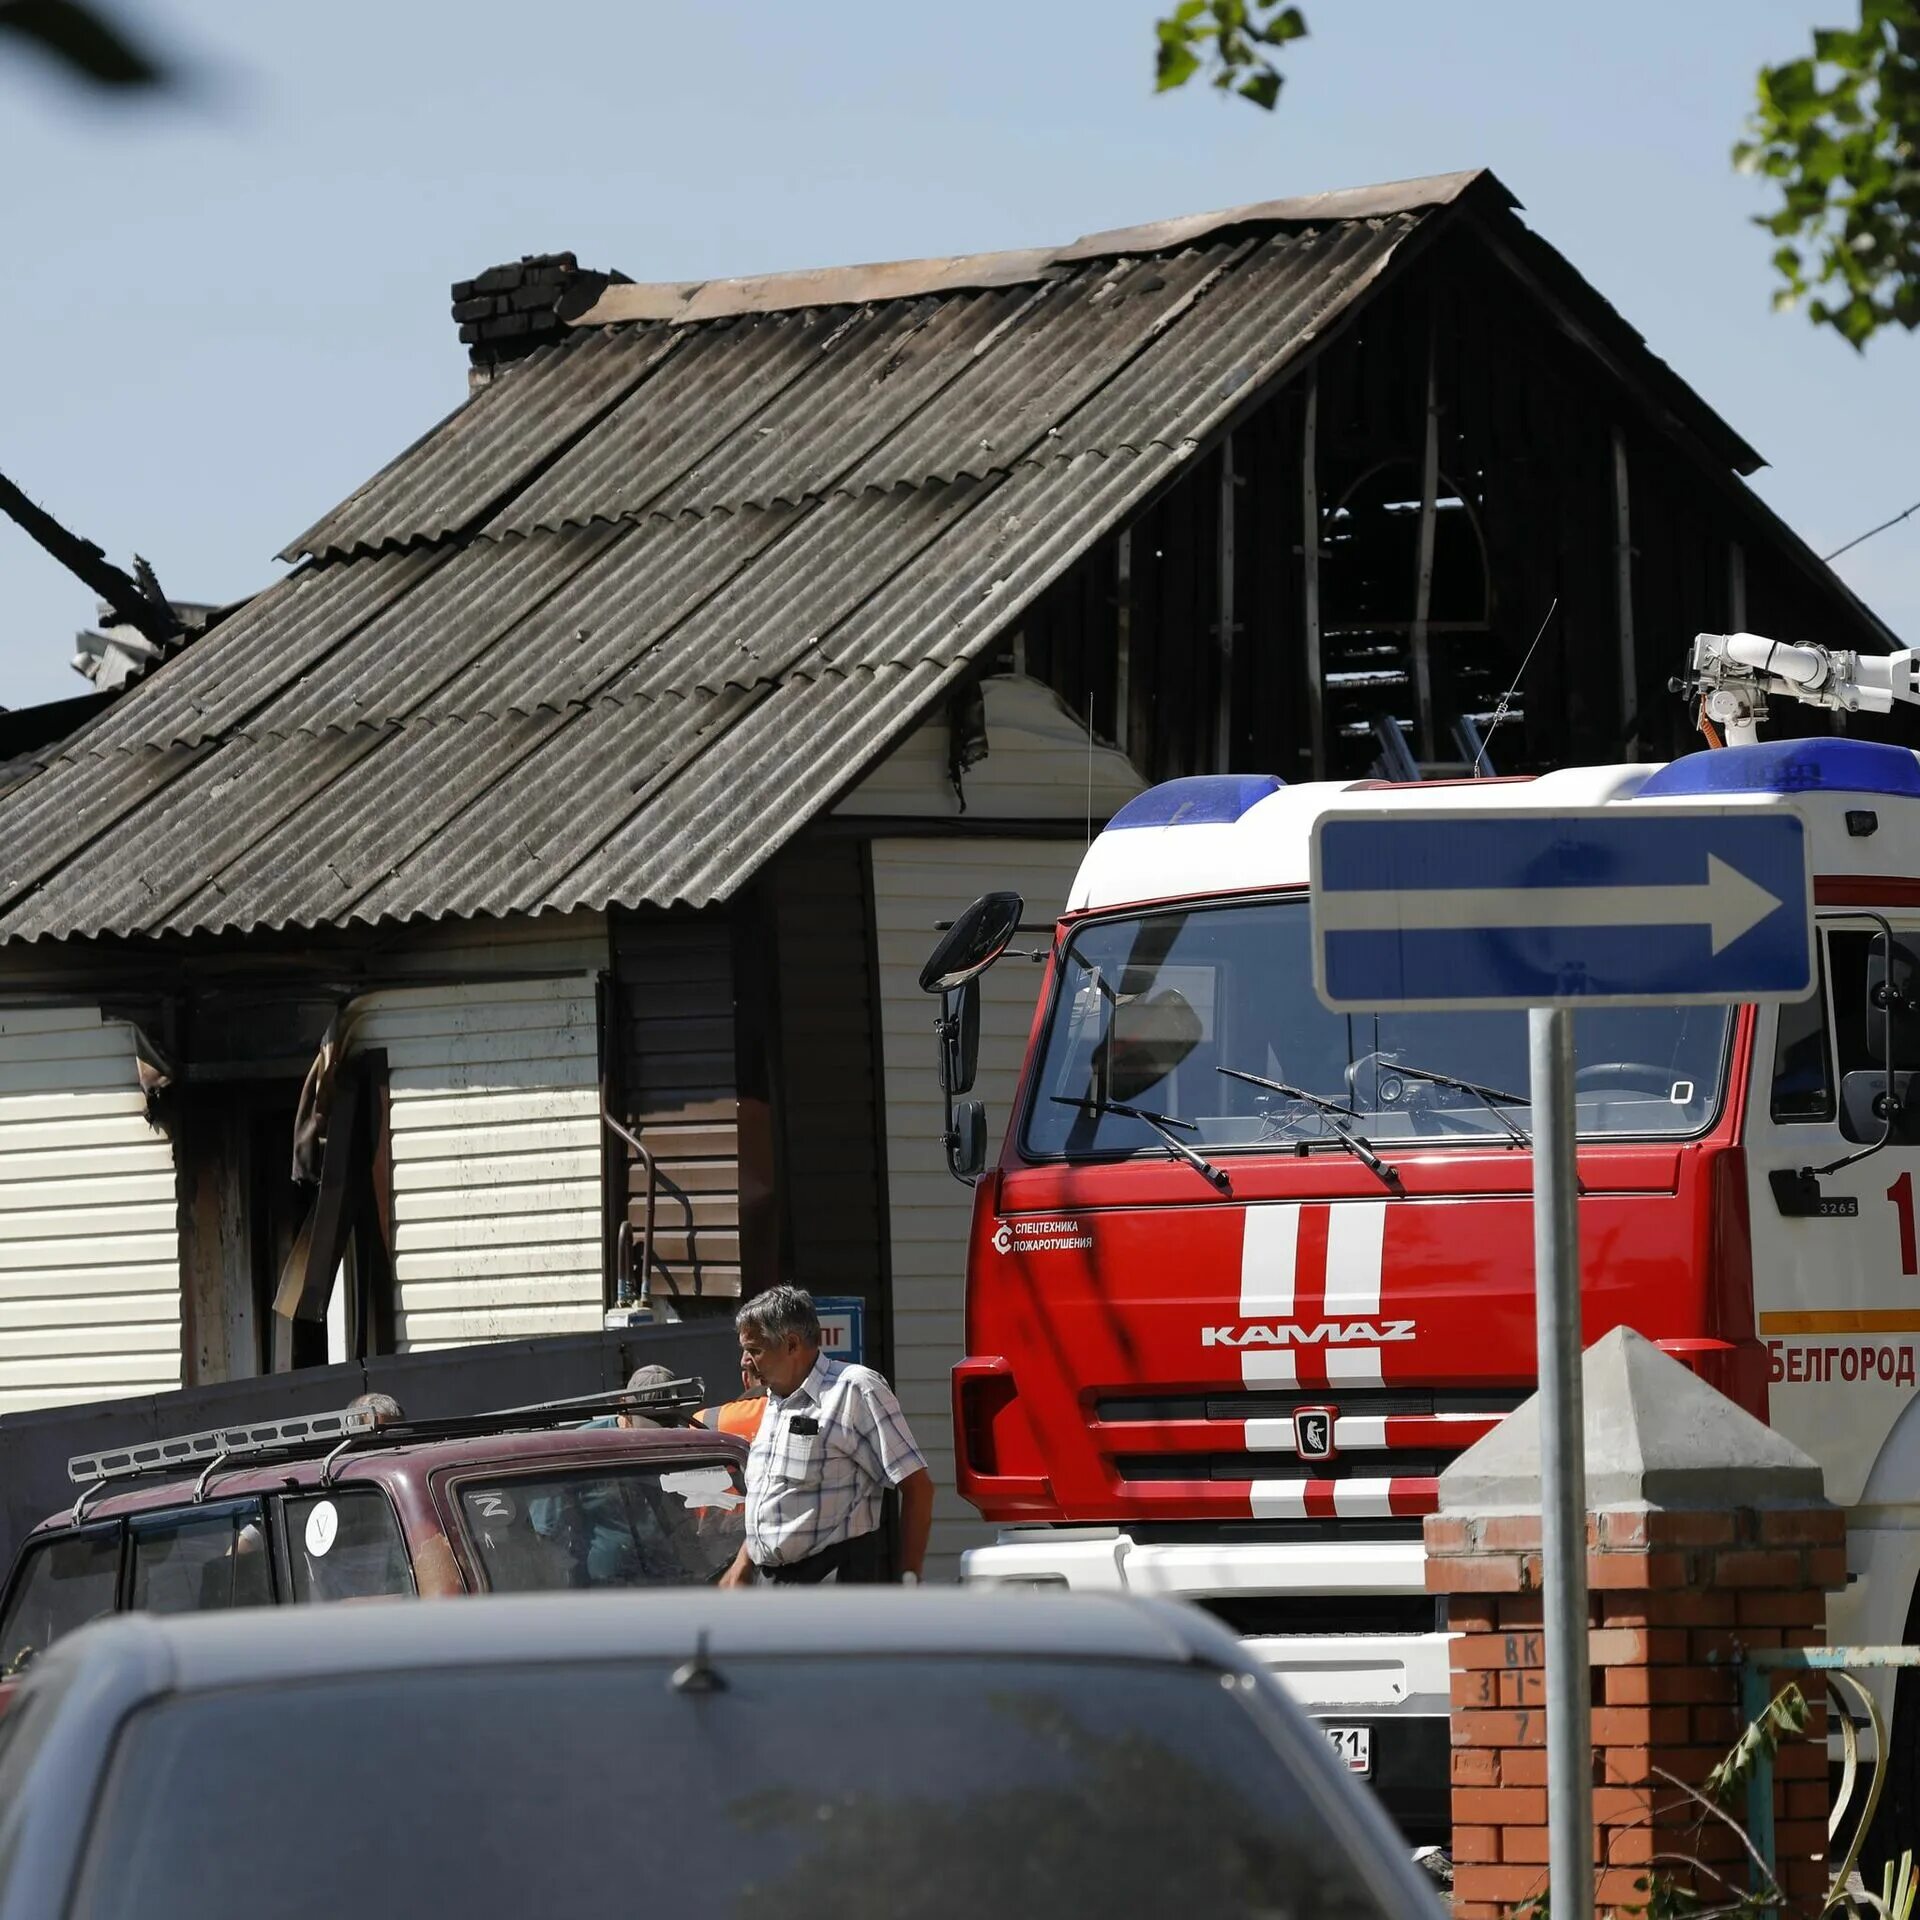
[923,632,1920,1839]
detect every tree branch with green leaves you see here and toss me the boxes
[1735,0,1920,348]
[1154,1,1307,111]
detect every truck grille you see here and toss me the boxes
[1116,1451,1454,1482]
[1196,1594,1444,1637]
[1093,1386,1526,1521]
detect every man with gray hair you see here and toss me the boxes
[718,1285,933,1586]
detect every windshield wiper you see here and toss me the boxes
[1050,1095,1232,1194]
[1215,1067,1404,1197]
[1380,1061,1531,1149]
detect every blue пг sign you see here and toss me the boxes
[813,1296,867,1366]
[1310,805,1813,1011]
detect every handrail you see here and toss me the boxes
[601,1098,657,1313]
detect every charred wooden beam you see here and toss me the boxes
[1409,329,1442,763]
[1301,373,1326,777]
[1611,425,1637,756]
[0,469,180,648]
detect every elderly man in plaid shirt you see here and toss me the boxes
[718,1285,934,1586]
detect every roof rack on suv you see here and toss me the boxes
[69,1407,379,1490]
[65,1378,711,1505]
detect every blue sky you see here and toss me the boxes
[0,0,1913,709]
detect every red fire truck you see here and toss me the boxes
[921,632,1920,1838]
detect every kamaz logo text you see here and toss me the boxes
[1201,1319,1417,1348]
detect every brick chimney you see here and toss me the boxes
[450,253,631,389]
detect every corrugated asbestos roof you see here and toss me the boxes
[0,186,1435,944]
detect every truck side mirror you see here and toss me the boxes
[919,892,1024,994]
[946,1099,988,1182]
[1867,940,1920,1067]
[1841,1069,1920,1146]
[939,981,981,1096]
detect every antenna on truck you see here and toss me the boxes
[1472,597,1558,777]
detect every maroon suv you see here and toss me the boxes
[0,1395,748,1701]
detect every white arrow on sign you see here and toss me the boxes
[1317,854,1783,957]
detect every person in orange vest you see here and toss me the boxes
[695,1352,766,1439]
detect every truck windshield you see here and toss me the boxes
[1024,898,1732,1160]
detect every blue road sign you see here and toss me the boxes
[1310,805,1813,1011]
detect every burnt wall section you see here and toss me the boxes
[766,834,892,1373]
[999,242,1894,785]
[610,908,745,1311]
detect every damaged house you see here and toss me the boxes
[0,168,1896,1569]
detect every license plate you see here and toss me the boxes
[1324,1724,1372,1776]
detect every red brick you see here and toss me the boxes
[1590,1705,1693,1746]
[1774,1817,1828,1859]
[1428,1553,1531,1593]
[1588,1549,1688,1589]
[1758,1506,1845,1547]
[1591,1784,1655,1824]
[1449,1906,1504,1920]
[1587,1625,1646,1667]
[1600,1821,1655,1864]
[1422,1514,1470,1553]
[1598,1508,1650,1549]
[1446,1596,1500,1631]
[1453,1785,1546,1825]
[1451,1824,1500,1863]
[1785,1781,1829,1818]
[1501,1746,1550,1784]
[1631,1589,1741,1625]
[1736,1589,1825,1625]
[1807,1545,1850,1588]
[1690,1625,1773,1663]
[1500,1824,1551,1864]
[1646,1509,1738,1547]
[1479,1513,1542,1551]
[1774,1741,1828,1779]
[1498,1668,1548,1708]
[1607,1666,1733,1706]
[1456,1627,1547,1670]
[1599,1744,1725,1784]
[1783,1856,1828,1899]
[1451,1708,1538,1747]
[1450,1864,1549,1906]
[1494,1594,1546,1627]
[1450,1668,1498,1710]
[1692,1705,1743,1745]
[1597,1865,1660,1907]
[1451,1747,1500,1786]
[1709,1548,1802,1588]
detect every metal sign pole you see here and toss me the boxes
[1529,1005,1592,1916]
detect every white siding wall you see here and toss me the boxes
[356,913,609,1352]
[0,1009,181,1414]
[838,674,1143,822]
[861,675,1145,1577]
[873,840,1103,1578]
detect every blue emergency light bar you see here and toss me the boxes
[1107,773,1284,829]
[1638,739,1920,801]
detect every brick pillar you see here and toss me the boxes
[1424,1328,1846,1918]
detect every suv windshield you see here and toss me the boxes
[72,1657,1399,1920]
[458,1462,745,1590]
[1025,898,1731,1160]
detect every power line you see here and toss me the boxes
[1824,498,1920,564]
